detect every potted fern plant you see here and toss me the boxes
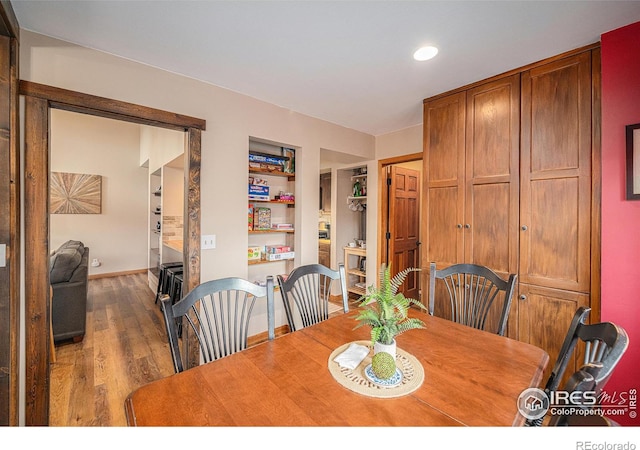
[354,263,427,358]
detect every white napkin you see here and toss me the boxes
[333,343,370,370]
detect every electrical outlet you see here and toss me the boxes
[201,234,216,250]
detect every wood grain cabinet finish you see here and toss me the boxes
[423,91,465,268]
[423,46,599,373]
[518,51,593,379]
[423,75,520,337]
[520,52,592,293]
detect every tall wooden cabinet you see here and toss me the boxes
[517,51,594,380]
[422,45,600,381]
[423,74,520,336]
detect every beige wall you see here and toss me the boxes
[20,30,378,338]
[375,124,422,159]
[50,109,148,276]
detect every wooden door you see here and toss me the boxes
[519,50,594,379]
[464,75,521,337]
[464,74,520,276]
[520,52,592,293]
[388,165,420,299]
[423,92,466,271]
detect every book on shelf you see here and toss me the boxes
[265,245,292,254]
[248,176,268,186]
[264,251,295,261]
[249,184,269,201]
[249,152,288,166]
[271,223,293,230]
[274,193,294,202]
[248,246,262,260]
[253,207,271,230]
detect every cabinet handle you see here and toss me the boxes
[464,224,470,229]
[521,225,528,231]
[457,224,463,229]
[519,294,526,301]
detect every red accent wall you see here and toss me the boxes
[601,20,640,426]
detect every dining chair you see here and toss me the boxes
[428,262,517,336]
[548,355,627,426]
[161,276,275,373]
[277,263,348,332]
[526,306,629,426]
[154,261,183,304]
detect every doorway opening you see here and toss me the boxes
[22,81,205,425]
[378,153,423,301]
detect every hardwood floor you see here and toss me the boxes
[48,273,351,426]
[49,272,175,426]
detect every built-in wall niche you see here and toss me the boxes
[248,137,297,285]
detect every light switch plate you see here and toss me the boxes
[201,235,216,250]
[0,244,5,267]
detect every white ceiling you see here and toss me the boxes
[11,0,640,136]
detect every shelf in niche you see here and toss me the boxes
[347,286,366,296]
[249,229,295,234]
[248,199,294,207]
[249,167,295,180]
[248,258,294,266]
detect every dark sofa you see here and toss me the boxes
[50,240,89,343]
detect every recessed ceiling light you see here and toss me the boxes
[413,46,439,62]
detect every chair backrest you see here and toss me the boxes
[541,306,629,395]
[548,328,628,427]
[428,262,517,336]
[541,306,592,395]
[161,276,275,373]
[527,306,629,426]
[277,263,348,332]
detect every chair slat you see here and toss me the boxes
[161,276,275,373]
[429,262,517,336]
[278,263,348,332]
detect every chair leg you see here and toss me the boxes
[154,267,166,304]
[171,278,184,338]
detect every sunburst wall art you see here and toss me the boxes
[50,172,102,214]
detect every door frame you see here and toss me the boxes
[21,80,205,425]
[0,1,19,426]
[377,153,423,290]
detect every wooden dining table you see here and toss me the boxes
[124,310,548,426]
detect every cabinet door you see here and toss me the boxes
[520,52,592,293]
[464,74,520,277]
[423,92,466,269]
[518,283,590,386]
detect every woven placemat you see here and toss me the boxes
[328,340,425,398]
